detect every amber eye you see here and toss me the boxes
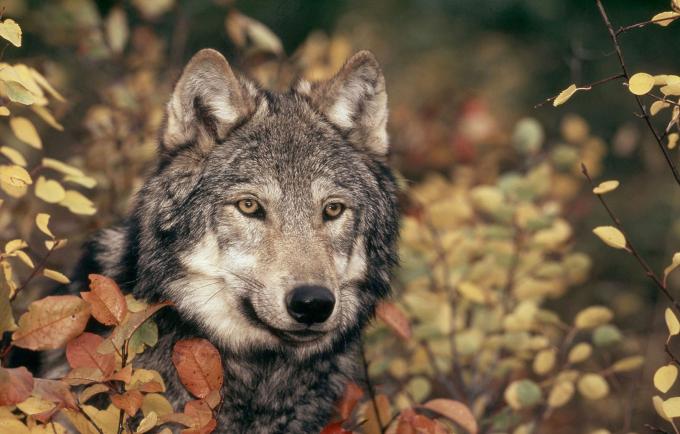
[236,198,263,217]
[323,202,346,221]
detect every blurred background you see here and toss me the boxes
[3,0,680,432]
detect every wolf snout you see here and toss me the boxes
[286,285,335,325]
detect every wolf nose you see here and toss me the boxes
[286,285,335,325]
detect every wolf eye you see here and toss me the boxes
[237,198,263,218]
[323,202,345,221]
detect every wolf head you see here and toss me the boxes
[130,49,399,359]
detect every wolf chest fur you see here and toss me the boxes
[71,48,399,433]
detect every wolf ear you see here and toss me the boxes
[303,50,389,156]
[162,49,255,154]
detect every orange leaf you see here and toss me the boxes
[376,302,412,340]
[0,366,33,405]
[12,295,91,350]
[111,390,143,417]
[320,421,353,434]
[32,378,78,410]
[110,365,133,383]
[81,274,127,325]
[338,382,364,420]
[182,418,217,434]
[422,399,478,434]
[98,301,171,355]
[172,338,223,398]
[66,332,116,377]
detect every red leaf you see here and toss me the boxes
[66,332,116,377]
[111,390,143,417]
[81,274,127,325]
[109,365,133,383]
[0,366,33,405]
[422,399,478,434]
[338,382,364,420]
[376,301,412,340]
[172,338,223,398]
[320,421,352,434]
[32,378,78,410]
[12,295,91,350]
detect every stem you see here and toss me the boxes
[11,242,57,302]
[595,0,680,187]
[116,339,130,434]
[616,15,680,35]
[360,342,386,434]
[534,73,625,108]
[79,405,105,434]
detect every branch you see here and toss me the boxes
[360,342,386,434]
[581,163,680,316]
[595,0,680,187]
[616,15,679,35]
[534,73,625,108]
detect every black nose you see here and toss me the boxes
[286,285,335,325]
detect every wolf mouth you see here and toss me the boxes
[239,297,327,344]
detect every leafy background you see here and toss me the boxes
[1,0,680,433]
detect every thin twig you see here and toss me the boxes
[595,0,680,187]
[534,73,625,108]
[360,342,386,434]
[616,15,680,35]
[581,163,680,316]
[10,242,58,302]
[79,405,105,434]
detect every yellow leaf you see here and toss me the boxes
[553,84,578,107]
[32,106,64,131]
[592,180,619,195]
[668,133,679,150]
[141,393,173,417]
[577,373,609,400]
[35,176,66,204]
[59,190,96,215]
[36,213,54,238]
[533,348,557,375]
[651,100,670,116]
[663,397,680,418]
[0,18,22,47]
[661,83,680,96]
[10,117,42,149]
[574,306,613,329]
[0,164,32,186]
[5,239,27,254]
[628,73,655,96]
[652,11,680,27]
[654,364,678,393]
[1,80,36,105]
[13,64,43,97]
[666,308,680,336]
[16,396,56,415]
[64,174,97,189]
[43,268,70,284]
[45,239,67,251]
[653,395,671,421]
[0,419,30,434]
[135,411,157,434]
[0,106,10,116]
[611,355,644,373]
[568,343,593,364]
[0,146,26,166]
[42,158,84,177]
[592,226,627,250]
[457,281,491,304]
[15,251,34,268]
[29,68,66,102]
[547,381,574,408]
[105,7,129,54]
[664,253,680,286]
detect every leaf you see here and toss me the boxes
[547,381,575,408]
[32,378,78,410]
[577,373,609,400]
[0,366,34,406]
[81,274,127,326]
[611,355,644,372]
[592,180,619,195]
[59,190,97,215]
[3,80,36,105]
[225,10,284,56]
[141,393,173,418]
[653,395,671,421]
[66,332,116,377]
[172,338,223,398]
[338,382,364,420]
[0,419,29,434]
[592,226,627,250]
[652,11,680,27]
[628,72,655,95]
[669,133,679,150]
[376,301,412,340]
[36,213,54,238]
[553,84,578,107]
[504,379,542,410]
[80,384,110,404]
[0,18,22,47]
[32,105,64,131]
[12,295,91,350]
[666,308,680,336]
[29,68,66,102]
[574,306,613,329]
[128,320,158,356]
[135,410,158,434]
[35,176,66,204]
[10,117,42,149]
[126,369,165,393]
[567,342,592,364]
[111,390,143,417]
[320,421,352,434]
[0,164,32,186]
[663,397,680,418]
[651,100,671,116]
[16,396,56,416]
[98,301,171,355]
[105,7,129,54]
[42,158,84,177]
[422,399,478,434]
[0,281,17,334]
[43,268,70,284]
[0,146,26,166]
[654,364,678,393]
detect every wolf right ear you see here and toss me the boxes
[162,49,256,155]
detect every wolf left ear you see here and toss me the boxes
[302,51,389,156]
[162,49,256,155]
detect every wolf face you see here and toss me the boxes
[127,49,398,360]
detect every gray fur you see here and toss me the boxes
[67,49,399,433]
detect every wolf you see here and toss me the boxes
[64,48,399,433]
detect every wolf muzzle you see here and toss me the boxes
[286,285,335,325]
